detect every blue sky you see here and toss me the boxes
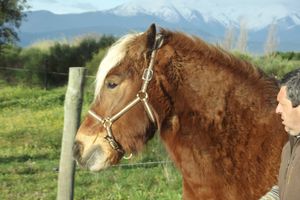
[27,0,299,14]
[27,0,128,13]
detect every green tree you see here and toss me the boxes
[0,0,29,46]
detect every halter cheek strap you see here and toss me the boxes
[88,33,164,156]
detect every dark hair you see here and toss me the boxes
[280,68,300,107]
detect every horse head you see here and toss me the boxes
[73,24,169,171]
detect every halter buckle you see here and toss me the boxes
[104,135,121,151]
[103,118,112,128]
[142,68,153,81]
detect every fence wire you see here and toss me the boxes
[0,67,96,78]
[113,160,173,168]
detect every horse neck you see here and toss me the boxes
[154,44,278,149]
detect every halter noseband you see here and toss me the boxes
[88,33,164,155]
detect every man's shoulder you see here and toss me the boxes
[281,141,290,154]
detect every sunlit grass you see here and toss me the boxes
[28,39,60,52]
[28,33,103,51]
[0,84,182,200]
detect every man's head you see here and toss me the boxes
[276,68,300,136]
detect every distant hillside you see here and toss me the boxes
[19,8,300,53]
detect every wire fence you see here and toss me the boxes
[0,66,97,90]
[0,66,96,78]
[109,160,174,170]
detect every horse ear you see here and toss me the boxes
[145,23,156,50]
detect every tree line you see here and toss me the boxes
[0,36,116,87]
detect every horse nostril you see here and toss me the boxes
[73,140,83,161]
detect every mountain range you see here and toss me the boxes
[19,0,300,53]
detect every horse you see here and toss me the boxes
[73,24,287,199]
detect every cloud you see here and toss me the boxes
[40,0,58,3]
[70,3,97,11]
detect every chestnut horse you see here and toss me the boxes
[73,24,287,199]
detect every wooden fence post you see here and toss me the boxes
[57,67,86,200]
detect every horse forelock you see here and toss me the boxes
[94,33,142,99]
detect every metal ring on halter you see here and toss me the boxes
[102,118,112,128]
[123,153,133,160]
[137,91,148,100]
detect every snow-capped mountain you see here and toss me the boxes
[110,1,183,23]
[19,0,300,52]
[109,0,300,30]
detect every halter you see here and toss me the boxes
[88,33,164,156]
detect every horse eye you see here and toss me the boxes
[107,82,118,89]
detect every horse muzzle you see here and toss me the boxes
[73,141,110,171]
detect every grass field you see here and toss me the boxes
[0,84,182,200]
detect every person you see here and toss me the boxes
[260,67,300,200]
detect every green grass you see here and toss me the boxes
[0,84,182,200]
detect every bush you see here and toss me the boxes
[43,36,116,87]
[254,56,299,78]
[44,43,77,86]
[98,35,116,49]
[233,51,255,63]
[19,48,48,86]
[0,45,22,83]
[0,45,22,67]
[76,38,100,65]
[275,51,300,61]
[232,52,299,78]
[85,48,108,76]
